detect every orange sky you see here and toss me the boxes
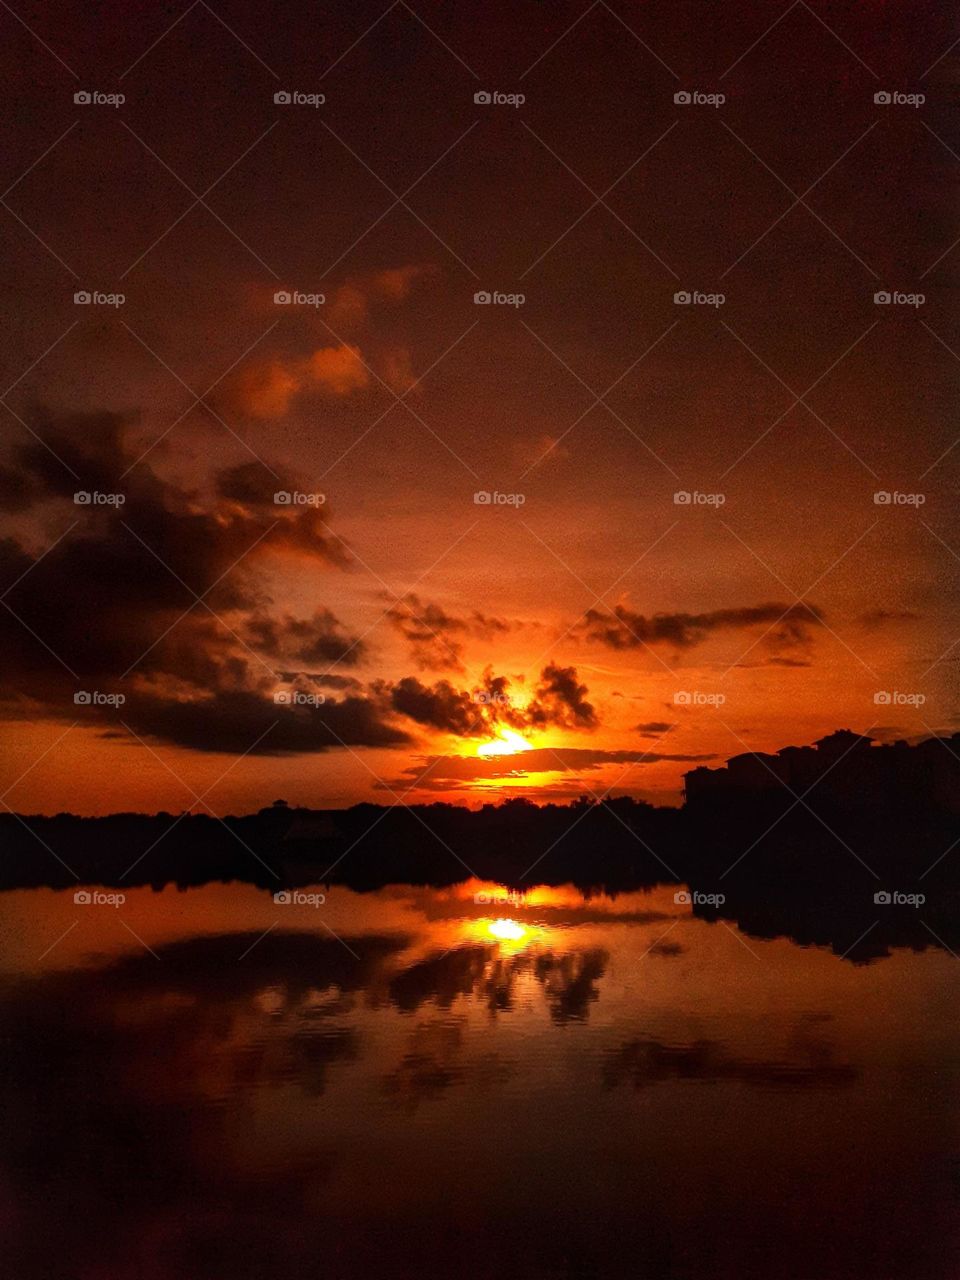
[0,0,957,814]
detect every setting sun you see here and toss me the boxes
[477,729,534,758]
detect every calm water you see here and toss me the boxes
[1,879,957,1279]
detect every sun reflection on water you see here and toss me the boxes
[487,917,526,942]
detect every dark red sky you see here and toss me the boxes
[0,0,957,813]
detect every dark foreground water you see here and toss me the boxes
[1,879,957,1280]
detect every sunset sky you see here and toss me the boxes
[1,0,957,814]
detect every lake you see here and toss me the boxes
[1,878,957,1279]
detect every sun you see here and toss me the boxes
[477,728,533,757]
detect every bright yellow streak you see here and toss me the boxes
[488,918,526,941]
[477,728,533,757]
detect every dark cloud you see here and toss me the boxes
[385,592,515,672]
[381,663,599,739]
[385,595,470,672]
[523,663,597,730]
[0,460,43,512]
[118,688,408,755]
[215,460,286,506]
[636,721,676,736]
[0,409,406,754]
[580,602,824,651]
[386,676,480,734]
[248,608,366,666]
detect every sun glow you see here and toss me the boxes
[487,918,526,941]
[477,729,533,757]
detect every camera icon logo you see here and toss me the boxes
[273,890,292,904]
[74,691,91,704]
[674,890,692,904]
[74,291,91,305]
[273,691,291,704]
[73,491,92,504]
[474,91,492,105]
[874,891,891,904]
[874,91,891,105]
[873,491,892,505]
[273,290,291,304]
[673,491,692,504]
[673,291,691,304]
[74,890,91,904]
[473,490,492,504]
[674,691,691,705]
[274,91,291,105]
[474,891,491,903]
[874,290,891,305]
[274,491,292,504]
[74,91,91,105]
[474,290,492,304]
[674,91,692,105]
[874,691,892,704]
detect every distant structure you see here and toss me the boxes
[683,730,960,815]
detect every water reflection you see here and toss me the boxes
[487,916,527,942]
[0,880,957,1279]
[604,1033,859,1091]
[387,939,608,1023]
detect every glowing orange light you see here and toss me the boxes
[488,917,526,941]
[477,729,533,757]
